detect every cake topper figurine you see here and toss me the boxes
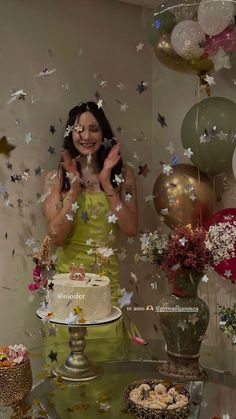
[69,263,86,281]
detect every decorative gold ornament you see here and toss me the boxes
[153,164,214,229]
[153,34,213,74]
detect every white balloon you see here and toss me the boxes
[198,0,234,36]
[232,146,236,180]
[171,20,205,59]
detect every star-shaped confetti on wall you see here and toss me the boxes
[136,81,148,94]
[35,166,44,176]
[136,42,144,51]
[138,163,150,177]
[48,146,56,155]
[0,136,16,157]
[50,125,56,134]
[120,102,128,112]
[5,161,13,170]
[157,113,167,128]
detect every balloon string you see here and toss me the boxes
[212,175,216,213]
[195,76,202,226]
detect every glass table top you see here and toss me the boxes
[1,334,236,419]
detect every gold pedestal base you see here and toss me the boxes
[51,325,103,382]
[51,363,103,381]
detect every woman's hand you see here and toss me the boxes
[99,143,121,187]
[61,149,81,192]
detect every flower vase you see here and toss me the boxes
[158,270,209,381]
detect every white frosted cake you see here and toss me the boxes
[47,272,112,322]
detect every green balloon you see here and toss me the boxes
[181,97,236,175]
[145,10,177,46]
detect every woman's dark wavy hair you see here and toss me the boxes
[59,101,123,193]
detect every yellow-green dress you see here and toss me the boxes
[45,191,126,361]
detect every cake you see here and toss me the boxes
[47,270,112,322]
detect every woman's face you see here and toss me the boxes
[72,111,103,156]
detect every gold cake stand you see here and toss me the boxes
[36,307,122,382]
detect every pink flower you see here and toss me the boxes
[28,282,38,291]
[131,336,148,345]
[33,266,41,282]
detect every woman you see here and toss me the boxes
[42,102,138,357]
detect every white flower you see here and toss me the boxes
[206,222,236,265]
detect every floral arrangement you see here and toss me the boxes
[0,344,29,367]
[138,223,236,281]
[28,236,55,292]
[217,304,236,345]
[205,221,236,265]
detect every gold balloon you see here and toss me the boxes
[153,164,214,229]
[154,34,213,74]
